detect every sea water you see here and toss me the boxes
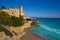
[31,18,60,40]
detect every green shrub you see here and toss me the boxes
[0,11,24,27]
[0,11,10,19]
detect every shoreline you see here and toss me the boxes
[20,29,44,40]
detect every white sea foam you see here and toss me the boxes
[41,25,60,35]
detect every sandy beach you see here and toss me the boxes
[20,29,44,40]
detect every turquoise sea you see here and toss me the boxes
[31,18,60,40]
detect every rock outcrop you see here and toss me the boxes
[0,21,40,40]
[0,21,33,40]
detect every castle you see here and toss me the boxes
[2,6,24,17]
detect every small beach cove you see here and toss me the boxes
[21,29,44,40]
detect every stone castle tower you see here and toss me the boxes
[19,6,24,16]
[2,5,24,17]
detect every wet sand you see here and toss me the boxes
[21,29,44,40]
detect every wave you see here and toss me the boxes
[41,24,60,35]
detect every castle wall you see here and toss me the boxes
[8,8,20,17]
[2,6,24,17]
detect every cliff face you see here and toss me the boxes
[0,20,40,40]
[0,21,33,40]
[11,21,32,34]
[11,21,40,36]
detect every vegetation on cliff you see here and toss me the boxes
[0,11,24,37]
[0,11,24,27]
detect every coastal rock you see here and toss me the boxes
[4,36,11,40]
[0,32,6,40]
[11,21,32,35]
[31,21,40,26]
[0,20,40,40]
[0,32,11,40]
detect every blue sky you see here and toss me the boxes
[0,0,60,18]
